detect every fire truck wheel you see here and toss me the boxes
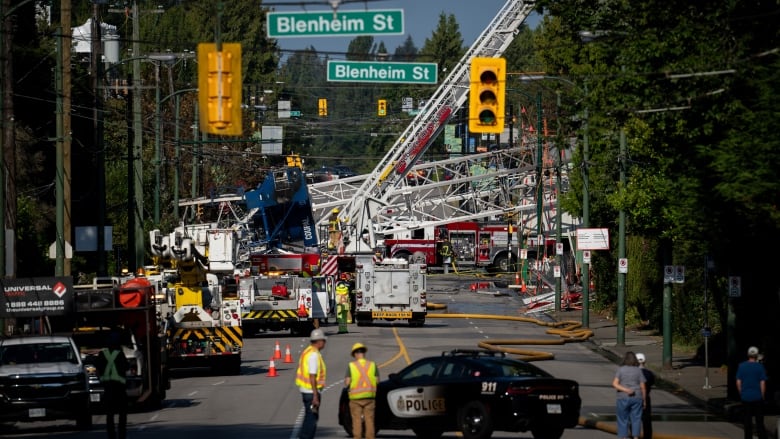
[408,317,425,328]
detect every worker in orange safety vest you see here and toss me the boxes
[344,342,379,439]
[295,329,327,439]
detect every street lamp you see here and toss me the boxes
[519,75,590,325]
[149,52,195,226]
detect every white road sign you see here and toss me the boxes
[582,250,591,264]
[553,266,561,278]
[674,265,685,284]
[664,265,674,283]
[520,249,528,260]
[618,258,628,274]
[577,228,610,250]
[556,243,564,255]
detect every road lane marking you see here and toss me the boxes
[148,413,159,422]
[212,380,226,386]
[290,380,344,439]
[188,390,198,397]
[378,327,412,370]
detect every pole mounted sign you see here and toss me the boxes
[267,9,404,38]
[576,227,610,250]
[327,60,437,84]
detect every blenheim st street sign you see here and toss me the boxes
[267,10,404,38]
[327,60,438,85]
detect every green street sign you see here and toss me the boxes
[327,61,438,84]
[267,9,404,38]
[290,110,302,117]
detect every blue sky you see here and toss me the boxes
[270,1,542,58]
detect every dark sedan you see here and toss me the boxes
[338,349,580,439]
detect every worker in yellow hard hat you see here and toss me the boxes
[344,342,378,439]
[328,207,342,249]
[336,281,351,332]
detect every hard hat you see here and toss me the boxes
[747,346,759,357]
[635,353,646,364]
[351,342,367,356]
[332,208,340,214]
[136,268,146,276]
[310,329,328,342]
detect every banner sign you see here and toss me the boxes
[0,277,74,317]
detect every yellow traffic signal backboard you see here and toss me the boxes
[378,99,387,117]
[197,43,242,136]
[318,98,328,117]
[468,57,506,134]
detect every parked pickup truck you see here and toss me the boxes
[0,335,92,429]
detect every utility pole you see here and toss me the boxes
[581,83,590,327]
[662,241,673,369]
[62,0,72,277]
[0,0,7,277]
[131,0,144,270]
[55,29,64,276]
[617,129,627,346]
[174,94,180,219]
[92,1,107,276]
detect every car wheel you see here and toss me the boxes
[531,426,564,439]
[412,427,444,438]
[76,412,92,430]
[457,400,493,439]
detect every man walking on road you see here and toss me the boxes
[636,353,655,439]
[96,329,129,439]
[296,329,328,439]
[344,343,379,439]
[737,346,768,439]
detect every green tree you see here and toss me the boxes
[419,12,465,77]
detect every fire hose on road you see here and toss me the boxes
[424,310,729,439]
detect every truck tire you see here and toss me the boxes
[493,253,516,273]
[408,317,425,327]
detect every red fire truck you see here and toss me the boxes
[383,221,553,272]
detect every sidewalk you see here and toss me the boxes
[549,307,778,437]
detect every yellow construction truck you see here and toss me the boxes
[149,227,243,375]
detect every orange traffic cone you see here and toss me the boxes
[273,341,282,359]
[267,357,278,377]
[284,344,294,363]
[515,272,520,285]
[521,279,527,294]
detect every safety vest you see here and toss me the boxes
[295,345,326,391]
[100,349,126,384]
[348,358,377,400]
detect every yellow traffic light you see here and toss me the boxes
[197,43,242,136]
[318,98,328,117]
[468,57,506,134]
[378,99,387,117]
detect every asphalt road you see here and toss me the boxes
[0,276,744,438]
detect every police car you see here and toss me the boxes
[338,349,580,439]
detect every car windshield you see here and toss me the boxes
[0,342,79,365]
[476,359,551,378]
[72,330,133,351]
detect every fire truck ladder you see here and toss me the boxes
[321,0,538,248]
